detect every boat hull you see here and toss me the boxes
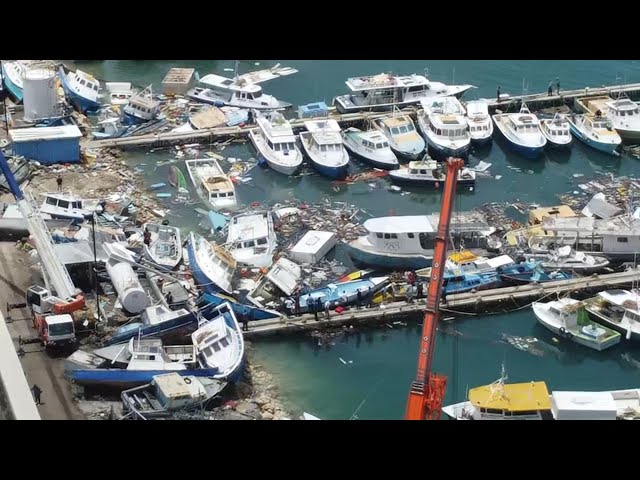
[68,368,218,388]
[346,240,432,270]
[494,127,545,159]
[249,130,301,176]
[391,145,424,162]
[425,137,470,159]
[186,236,226,295]
[585,308,640,342]
[300,136,349,179]
[470,135,493,147]
[2,63,23,102]
[615,127,640,142]
[389,172,475,187]
[568,122,620,155]
[201,292,281,321]
[342,142,399,170]
[121,111,148,126]
[58,67,101,114]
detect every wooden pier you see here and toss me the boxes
[85,81,640,151]
[243,268,640,338]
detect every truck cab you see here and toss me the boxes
[34,314,76,347]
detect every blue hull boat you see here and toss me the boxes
[499,262,574,285]
[68,368,218,388]
[346,241,432,270]
[1,62,23,102]
[58,66,101,114]
[297,276,389,312]
[201,292,281,321]
[121,111,147,126]
[442,271,502,295]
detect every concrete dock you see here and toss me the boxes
[0,242,83,420]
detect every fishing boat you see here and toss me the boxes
[551,388,640,420]
[142,223,182,270]
[442,366,553,420]
[333,72,474,114]
[1,60,25,102]
[249,111,303,175]
[187,63,297,110]
[0,156,31,192]
[122,85,161,126]
[226,211,277,268]
[524,246,610,273]
[38,192,98,221]
[167,165,190,202]
[201,292,281,321]
[246,257,302,309]
[346,213,495,270]
[297,276,389,313]
[58,66,101,113]
[191,302,245,382]
[65,337,217,388]
[566,113,621,155]
[121,372,227,420]
[540,113,572,148]
[465,100,493,145]
[187,231,237,295]
[492,103,546,159]
[104,82,134,106]
[576,95,640,142]
[372,114,425,160]
[388,157,475,187]
[441,268,502,295]
[185,158,236,210]
[532,297,621,351]
[583,289,640,341]
[498,262,573,285]
[299,119,350,179]
[341,128,398,170]
[417,97,471,157]
[446,251,514,275]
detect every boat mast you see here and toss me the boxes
[233,60,240,82]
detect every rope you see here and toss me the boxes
[439,290,558,317]
[349,373,388,420]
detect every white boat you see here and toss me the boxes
[58,67,101,113]
[551,388,640,420]
[465,100,493,145]
[187,63,296,110]
[185,158,237,210]
[246,257,302,309]
[333,72,474,114]
[299,119,350,179]
[442,366,553,420]
[524,245,609,273]
[104,82,134,106]
[372,114,425,160]
[577,95,640,142]
[39,192,98,221]
[192,302,245,382]
[341,127,398,170]
[142,223,182,270]
[122,85,161,126]
[540,113,572,148]
[417,97,471,157]
[531,297,621,351]
[1,60,26,102]
[492,103,546,159]
[566,113,621,156]
[346,212,494,271]
[249,111,303,175]
[388,157,475,186]
[187,231,237,295]
[227,211,277,268]
[583,289,640,341]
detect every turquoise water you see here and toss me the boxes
[72,60,640,419]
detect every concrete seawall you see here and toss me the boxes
[0,311,40,420]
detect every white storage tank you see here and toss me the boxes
[23,68,58,121]
[105,261,149,314]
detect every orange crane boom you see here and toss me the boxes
[405,157,465,420]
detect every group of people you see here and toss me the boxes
[281,286,376,321]
[496,78,561,103]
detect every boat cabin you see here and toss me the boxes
[127,337,196,370]
[378,115,417,137]
[228,212,273,252]
[607,97,640,118]
[303,120,343,151]
[125,94,160,119]
[72,69,100,94]
[359,131,390,150]
[39,192,95,219]
[199,74,265,102]
[258,112,297,152]
[590,289,640,323]
[468,380,553,420]
[421,97,468,138]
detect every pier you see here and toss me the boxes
[85,81,640,151]
[243,267,640,338]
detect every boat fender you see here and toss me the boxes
[184,377,192,384]
[559,327,568,336]
[251,201,261,207]
[214,100,225,107]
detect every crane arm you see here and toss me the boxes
[405,157,464,420]
[0,150,78,301]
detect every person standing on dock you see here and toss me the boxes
[496,86,501,103]
[312,298,319,321]
[416,281,424,299]
[31,384,42,405]
[548,80,553,96]
[366,287,374,308]
[241,312,249,332]
[325,300,331,319]
[56,174,63,192]
[143,227,151,246]
[356,289,362,310]
[556,78,561,95]
[294,295,301,317]
[284,297,294,317]
[247,109,254,125]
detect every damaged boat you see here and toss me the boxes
[226,211,277,268]
[187,231,237,295]
[246,257,302,309]
[143,222,182,270]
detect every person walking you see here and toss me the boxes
[31,384,42,405]
[555,77,561,95]
[548,80,553,96]
[312,298,319,321]
[496,86,501,103]
[56,174,63,192]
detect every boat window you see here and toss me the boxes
[384,233,391,239]
[212,342,221,353]
[436,129,442,135]
[253,91,262,98]
[399,126,408,134]
[243,240,256,248]
[391,127,400,135]
[274,143,280,151]
[485,408,502,415]
[257,237,267,245]
[73,201,81,209]
[46,197,58,206]
[513,410,538,416]
[410,170,417,174]
[80,79,86,86]
[617,237,629,243]
[420,170,427,175]
[390,234,397,239]
[408,233,414,238]
[376,233,383,238]
[220,337,229,348]
[321,145,327,152]
[382,142,389,148]
[58,200,70,209]
[407,124,415,132]
[288,143,296,150]
[376,143,383,149]
[419,233,434,250]
[228,191,234,197]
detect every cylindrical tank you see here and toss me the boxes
[105,261,149,314]
[23,68,58,122]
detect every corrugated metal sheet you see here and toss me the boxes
[9,125,82,142]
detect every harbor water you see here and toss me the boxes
[70,60,640,419]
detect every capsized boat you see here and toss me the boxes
[226,211,277,268]
[168,165,190,202]
[191,302,245,382]
[65,337,217,388]
[121,372,227,420]
[498,262,574,285]
[122,85,161,126]
[142,223,182,270]
[246,257,302,309]
[185,158,236,210]
[532,297,621,351]
[187,231,237,295]
[524,245,610,273]
[39,192,98,221]
[1,60,25,102]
